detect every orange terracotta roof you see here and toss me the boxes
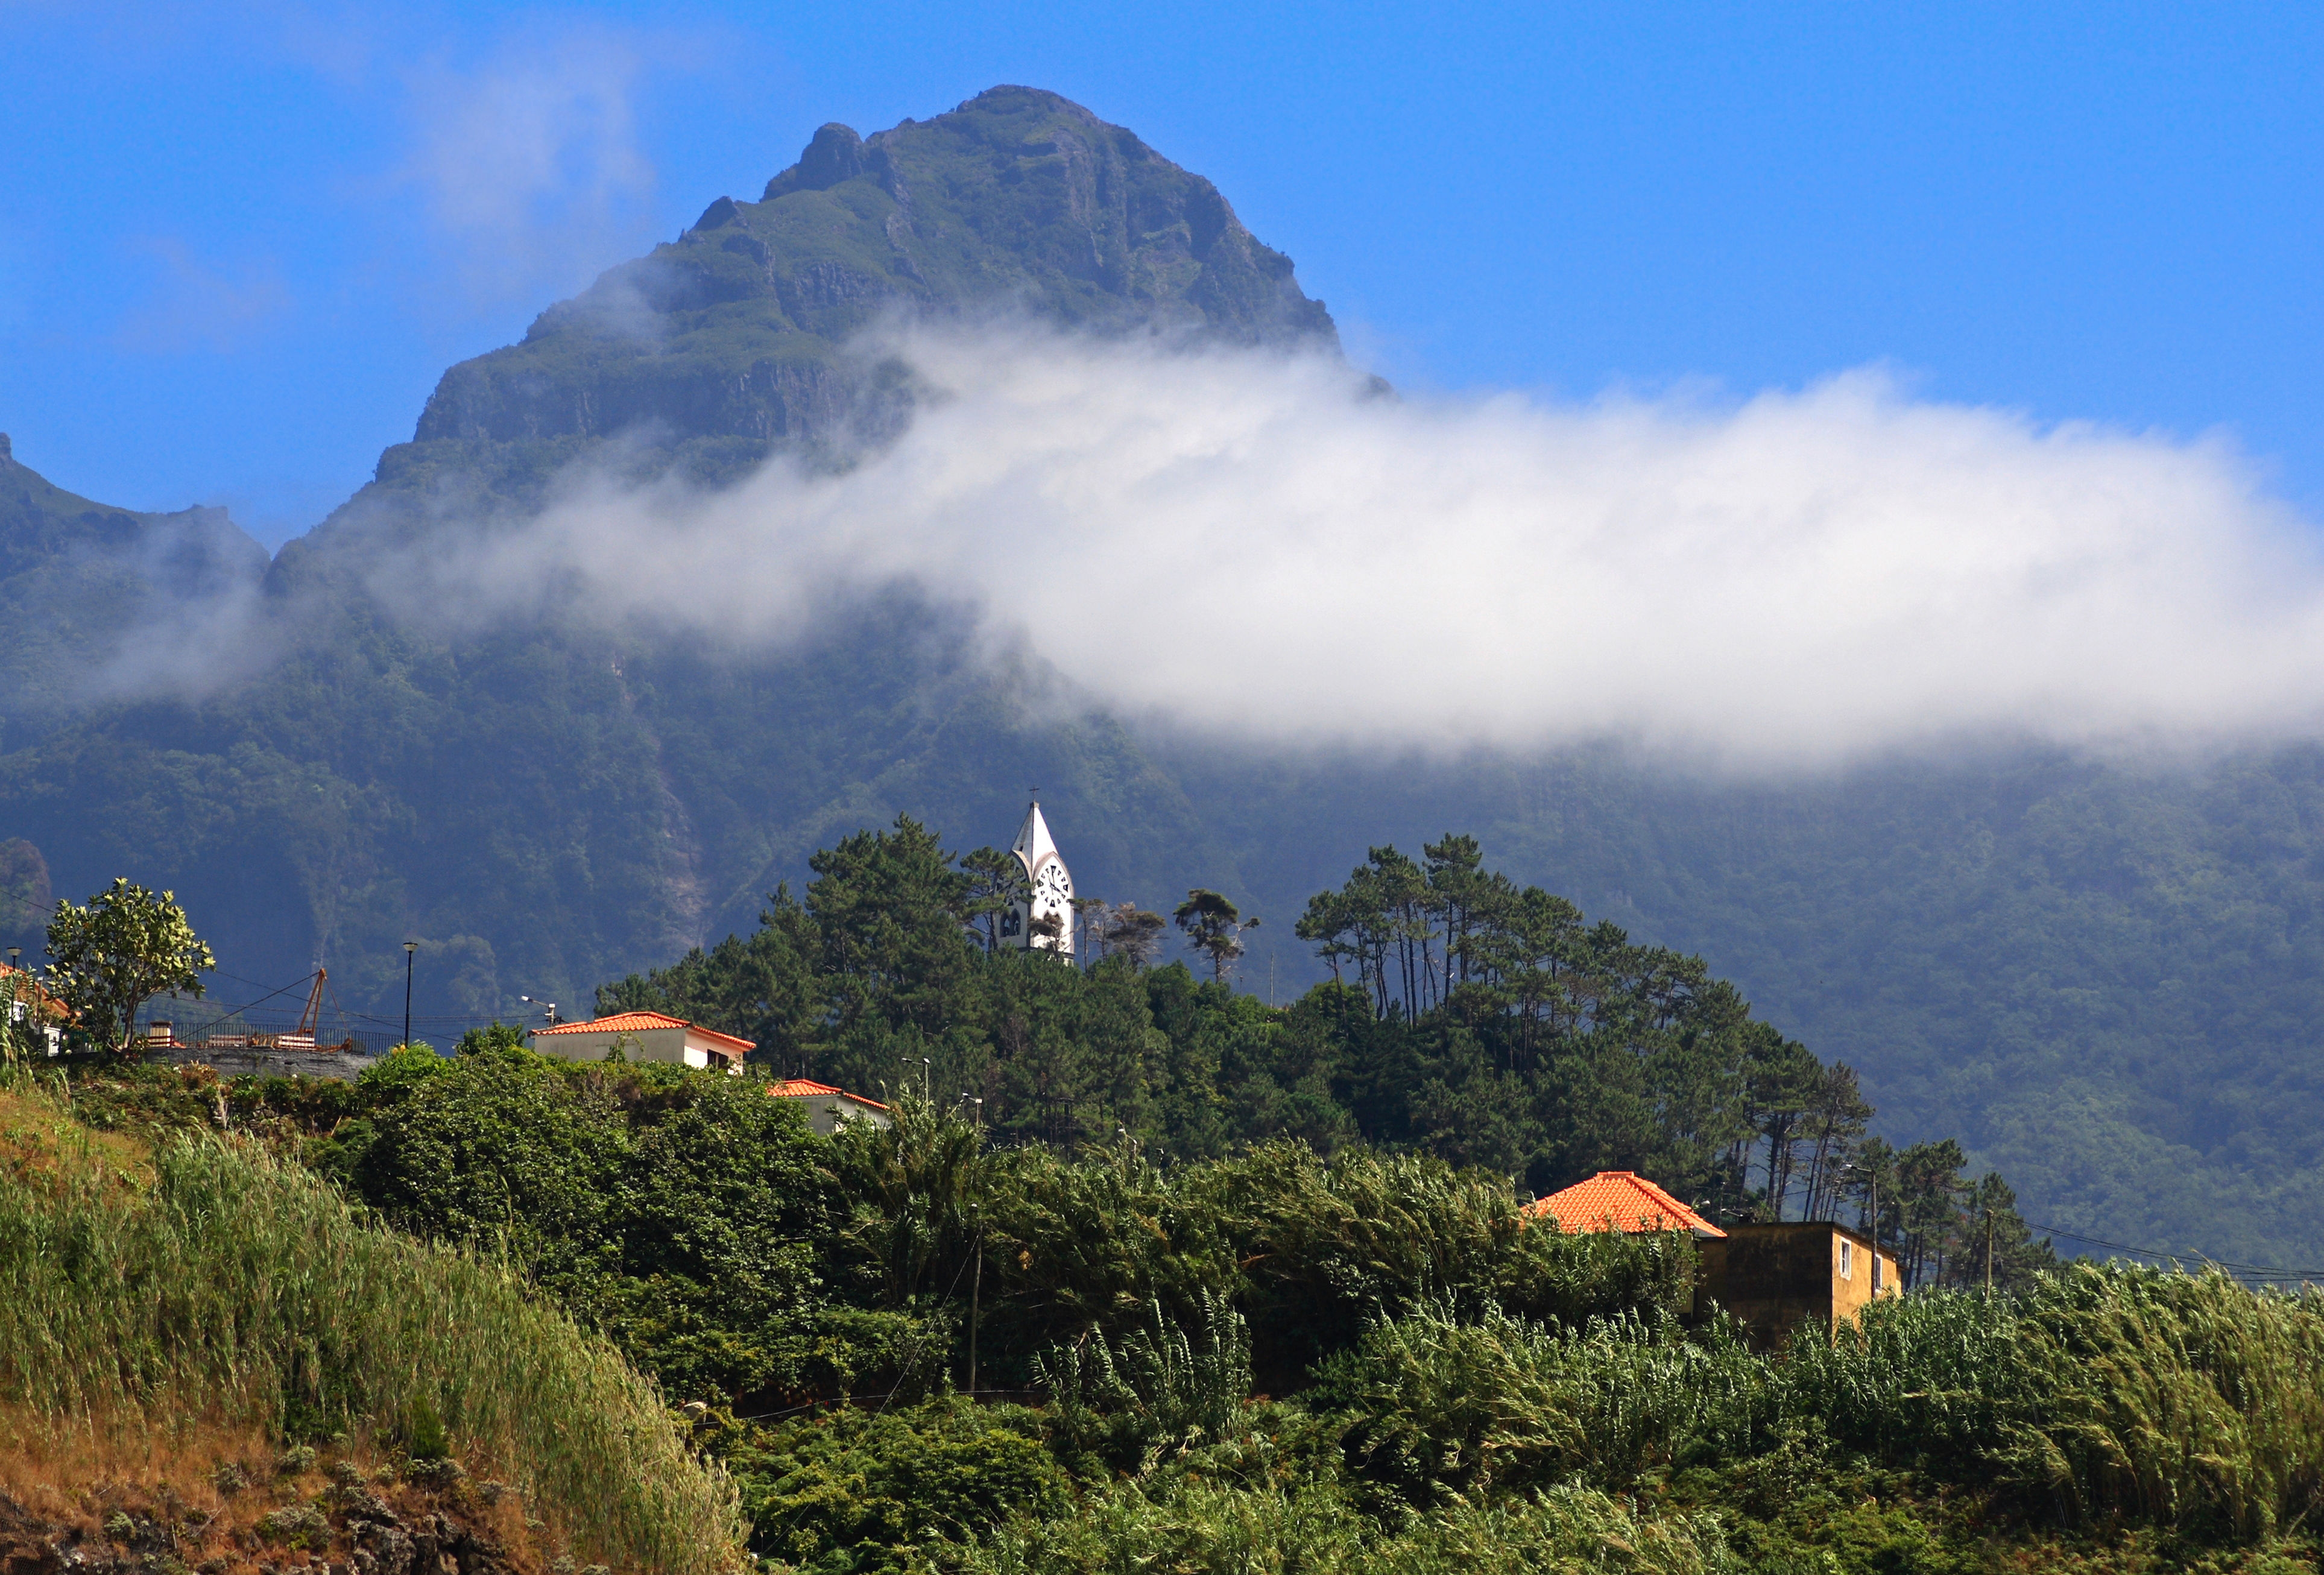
[0,962,70,1019]
[768,1079,888,1110]
[533,1011,755,1055]
[1523,1171,1726,1238]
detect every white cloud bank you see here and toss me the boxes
[422,326,2324,768]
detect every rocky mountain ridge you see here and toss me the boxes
[370,86,1335,519]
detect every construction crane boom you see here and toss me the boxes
[295,968,326,1037]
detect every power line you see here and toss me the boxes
[2019,1216,2324,1283]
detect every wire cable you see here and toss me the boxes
[2019,1217,2324,1283]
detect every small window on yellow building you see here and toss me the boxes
[1839,1239,1854,1280]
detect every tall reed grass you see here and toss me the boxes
[1310,1302,1764,1501]
[2006,1264,2324,1539]
[0,1090,745,1574]
[1781,1270,2324,1539]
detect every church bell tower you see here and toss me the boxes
[1011,798,1074,956]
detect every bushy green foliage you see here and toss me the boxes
[44,876,214,1053]
[2006,1266,2324,1539]
[721,1398,1072,1575]
[324,1038,921,1404]
[46,1040,2324,1572]
[1034,1294,1252,1469]
[598,819,2042,1307]
[1310,1304,1764,1503]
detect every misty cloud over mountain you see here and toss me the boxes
[396,322,2324,769]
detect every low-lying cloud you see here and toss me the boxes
[417,324,2324,768]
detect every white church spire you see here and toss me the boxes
[1011,797,1075,956]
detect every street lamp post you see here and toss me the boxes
[403,941,417,1049]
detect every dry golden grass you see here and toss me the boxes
[0,1408,556,1574]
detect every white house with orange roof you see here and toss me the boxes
[766,1078,892,1135]
[0,961,69,1056]
[529,1010,751,1074]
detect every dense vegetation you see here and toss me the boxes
[56,1037,2322,1573]
[10,815,2307,1570]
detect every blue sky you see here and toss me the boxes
[5,2,2320,548]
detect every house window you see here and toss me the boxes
[1839,1239,1854,1280]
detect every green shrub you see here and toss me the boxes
[1776,1269,2324,1544]
[2006,1265,2324,1539]
[1310,1303,1765,1504]
[728,1397,1073,1573]
[1775,1287,2035,1466]
[1034,1293,1252,1469]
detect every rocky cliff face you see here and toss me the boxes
[388,86,1336,499]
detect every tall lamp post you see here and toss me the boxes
[402,941,417,1049]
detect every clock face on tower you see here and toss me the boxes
[1012,801,1075,955]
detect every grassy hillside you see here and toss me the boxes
[0,1078,745,1574]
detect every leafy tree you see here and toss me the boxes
[1093,901,1167,968]
[1173,889,1259,983]
[44,879,214,1054]
[810,816,979,1045]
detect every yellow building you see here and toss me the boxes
[1700,1221,1900,1349]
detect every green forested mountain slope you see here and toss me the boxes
[0,432,267,733]
[2,87,2322,1267]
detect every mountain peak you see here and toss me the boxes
[765,122,867,196]
[396,87,1334,500]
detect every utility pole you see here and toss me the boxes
[402,940,417,1049]
[1845,1160,1883,1298]
[967,1204,984,1400]
[1871,1172,1881,1296]
[1985,1205,1996,1297]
